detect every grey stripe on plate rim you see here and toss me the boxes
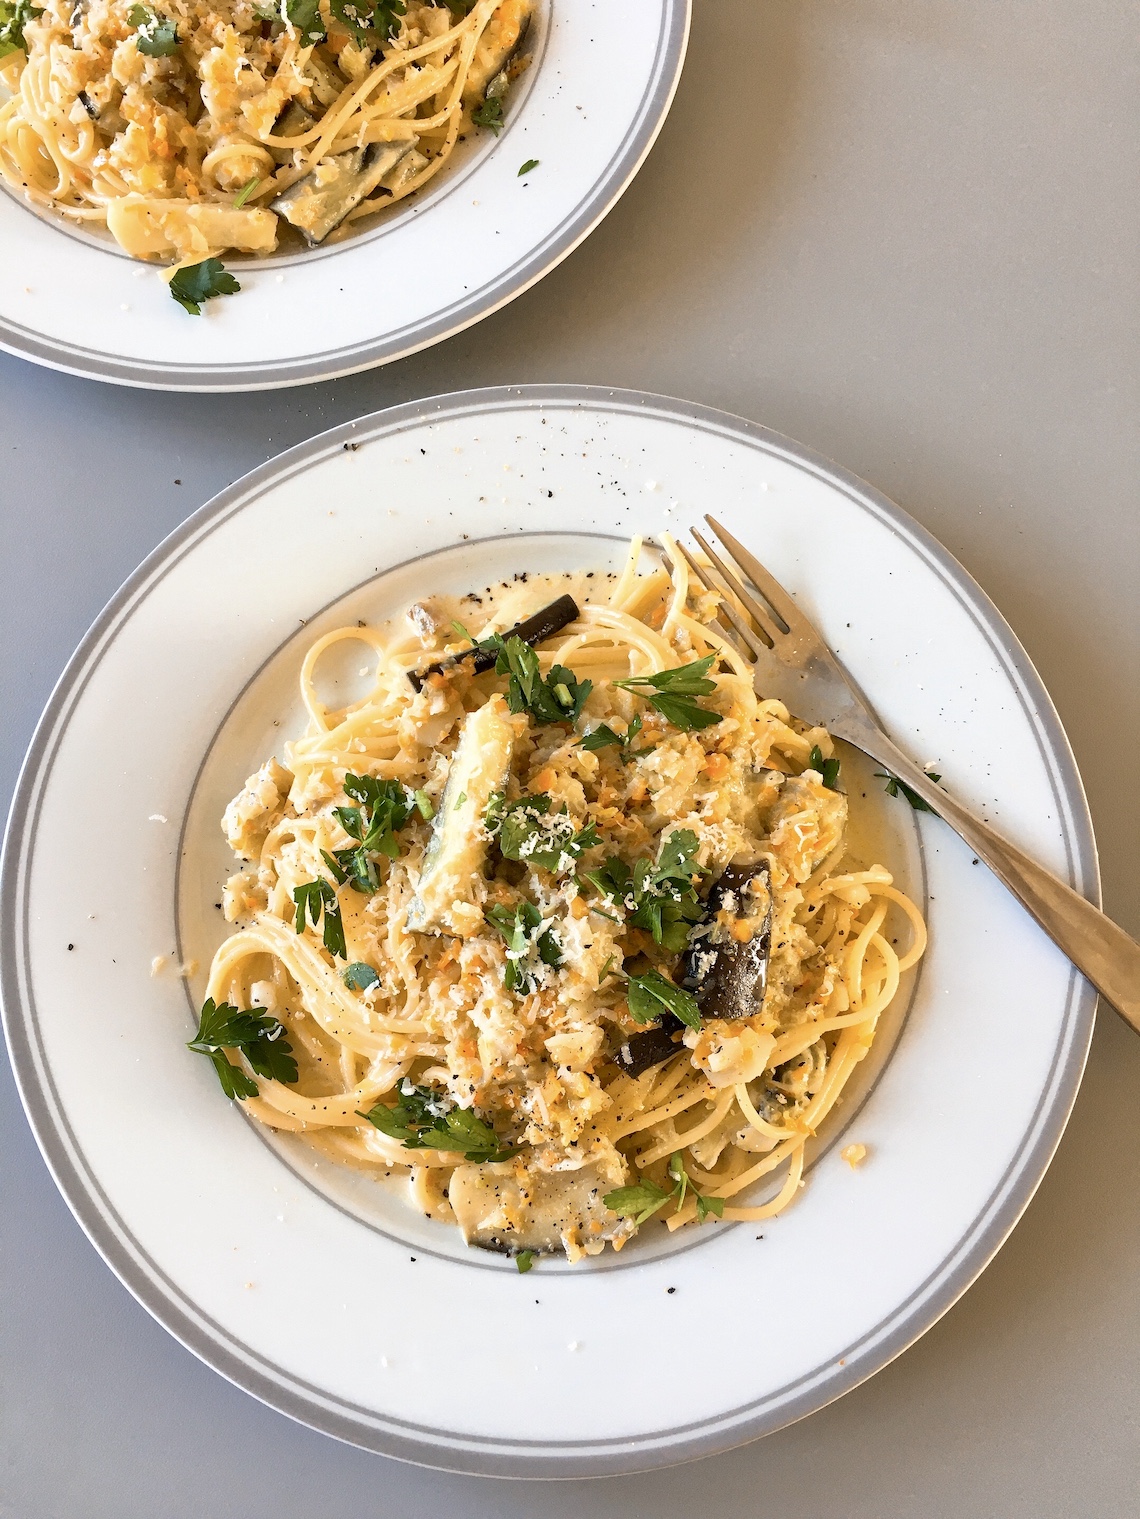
[0,386,1099,1477]
[0,4,690,393]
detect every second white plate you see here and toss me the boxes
[0,2,689,391]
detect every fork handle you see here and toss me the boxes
[845,730,1140,1033]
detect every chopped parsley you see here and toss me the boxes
[604,1152,723,1226]
[808,744,841,791]
[516,1250,535,1274]
[487,791,598,873]
[582,828,705,952]
[342,961,380,991]
[168,258,240,316]
[669,1152,726,1223]
[413,788,435,820]
[321,773,416,893]
[472,93,505,135]
[359,1081,514,1162]
[127,2,178,53]
[0,0,42,59]
[485,899,562,993]
[601,1176,671,1225]
[626,969,702,1031]
[613,655,721,732]
[188,997,297,1099]
[490,634,592,726]
[518,158,539,176]
[293,877,346,958]
[285,0,324,39]
[876,767,942,813]
[329,0,404,43]
[579,712,656,764]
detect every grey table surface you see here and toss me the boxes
[2,2,1138,1514]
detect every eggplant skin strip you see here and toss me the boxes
[615,1021,685,1078]
[408,594,579,690]
[682,861,772,1022]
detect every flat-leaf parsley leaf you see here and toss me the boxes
[127,2,178,54]
[613,655,720,732]
[342,961,380,991]
[492,635,592,726]
[485,899,562,993]
[0,0,42,59]
[293,877,347,958]
[582,829,705,952]
[329,0,403,43]
[359,1081,515,1162]
[472,93,504,134]
[627,969,702,1030]
[487,791,598,873]
[876,767,942,813]
[168,257,240,316]
[285,0,325,39]
[322,773,416,893]
[188,997,298,1098]
[808,744,841,791]
[604,1151,723,1228]
[579,712,656,764]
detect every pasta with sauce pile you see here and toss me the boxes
[193,537,926,1262]
[0,0,531,262]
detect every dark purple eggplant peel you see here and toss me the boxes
[615,861,773,1078]
[408,594,580,691]
[682,859,773,1020]
[614,1021,685,1079]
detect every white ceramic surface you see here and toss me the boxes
[0,2,689,391]
[0,386,1098,1476]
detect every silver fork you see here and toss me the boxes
[674,516,1140,1034]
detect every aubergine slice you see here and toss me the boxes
[409,593,579,690]
[448,1154,625,1256]
[614,862,774,1079]
[269,101,316,165]
[405,695,517,935]
[271,139,413,245]
[463,0,534,105]
[682,860,773,1021]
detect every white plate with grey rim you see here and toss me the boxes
[0,1,688,392]
[0,385,1098,1475]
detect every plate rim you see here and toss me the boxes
[0,2,691,393]
[0,384,1100,1475]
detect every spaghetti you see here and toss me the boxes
[0,0,531,261]
[200,539,927,1261]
